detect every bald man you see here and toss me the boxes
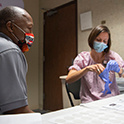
[0,6,34,114]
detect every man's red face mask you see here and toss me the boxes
[12,23,34,52]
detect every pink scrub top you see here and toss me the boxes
[69,51,124,103]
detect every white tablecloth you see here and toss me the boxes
[41,94,124,124]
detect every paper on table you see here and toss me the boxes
[0,113,42,124]
[103,98,124,111]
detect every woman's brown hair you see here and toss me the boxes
[88,25,111,53]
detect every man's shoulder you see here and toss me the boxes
[0,36,20,53]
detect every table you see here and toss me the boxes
[0,113,42,124]
[41,94,124,124]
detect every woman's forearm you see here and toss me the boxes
[66,67,88,83]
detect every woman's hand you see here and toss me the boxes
[119,68,124,77]
[86,63,105,75]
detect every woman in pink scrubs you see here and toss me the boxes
[66,25,124,103]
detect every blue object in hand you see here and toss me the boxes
[106,60,120,73]
[99,67,112,94]
[99,60,120,94]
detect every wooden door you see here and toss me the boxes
[43,1,77,111]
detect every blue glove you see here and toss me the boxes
[99,68,112,94]
[106,60,120,73]
[99,60,120,94]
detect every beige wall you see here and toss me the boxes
[78,0,124,59]
[23,0,40,110]
[40,0,73,10]
[23,0,124,110]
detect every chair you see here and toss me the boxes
[65,79,81,107]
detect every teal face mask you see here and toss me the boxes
[93,41,108,53]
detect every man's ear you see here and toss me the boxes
[6,21,13,33]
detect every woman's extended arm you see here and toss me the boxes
[66,64,105,83]
[66,68,88,83]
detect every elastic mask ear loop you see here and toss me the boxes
[11,32,20,42]
[13,23,26,34]
[10,22,23,42]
